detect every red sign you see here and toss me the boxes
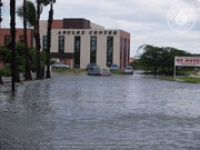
[175,57,200,67]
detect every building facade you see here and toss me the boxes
[0,28,34,47]
[40,18,130,69]
[0,28,34,68]
[0,18,130,69]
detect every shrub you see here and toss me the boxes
[0,67,11,77]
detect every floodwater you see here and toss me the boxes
[0,71,200,150]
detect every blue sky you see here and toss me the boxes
[1,0,200,57]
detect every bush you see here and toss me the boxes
[0,68,11,77]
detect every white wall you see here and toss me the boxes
[40,28,123,69]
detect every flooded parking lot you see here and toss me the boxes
[1,71,200,150]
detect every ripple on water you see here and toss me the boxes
[1,73,200,149]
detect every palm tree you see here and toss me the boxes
[17,0,51,80]
[0,54,3,83]
[10,0,20,92]
[35,0,42,79]
[0,1,3,84]
[17,1,37,27]
[46,0,55,78]
[0,76,2,84]
[36,0,52,79]
[23,0,32,80]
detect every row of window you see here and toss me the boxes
[4,35,25,45]
[42,35,114,68]
[120,37,130,68]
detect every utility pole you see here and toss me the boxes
[10,0,16,93]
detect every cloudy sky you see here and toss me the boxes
[1,0,200,57]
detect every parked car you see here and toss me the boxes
[51,63,70,69]
[86,63,97,70]
[88,65,101,76]
[110,64,120,71]
[123,66,133,74]
[100,67,111,76]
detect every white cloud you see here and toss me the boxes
[1,0,200,56]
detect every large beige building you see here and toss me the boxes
[41,18,131,69]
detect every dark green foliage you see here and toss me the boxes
[130,60,141,70]
[17,0,37,27]
[0,47,11,63]
[0,64,11,76]
[27,48,47,72]
[0,44,47,76]
[138,44,192,75]
[17,0,53,79]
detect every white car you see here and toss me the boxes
[123,66,133,74]
[51,63,70,69]
[88,66,111,76]
[100,67,111,76]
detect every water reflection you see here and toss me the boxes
[1,72,200,149]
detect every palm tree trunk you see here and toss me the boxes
[36,0,42,79]
[23,0,32,80]
[0,76,3,84]
[10,0,20,90]
[0,0,3,84]
[46,0,53,78]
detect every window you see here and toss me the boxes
[58,36,65,53]
[123,38,127,67]
[4,35,10,45]
[19,35,24,43]
[43,36,47,50]
[90,36,97,64]
[74,36,81,68]
[120,37,123,67]
[128,40,130,65]
[107,36,113,67]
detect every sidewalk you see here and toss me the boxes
[0,78,11,92]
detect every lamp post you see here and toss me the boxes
[10,0,16,93]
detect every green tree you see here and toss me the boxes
[139,44,191,75]
[17,0,50,79]
[161,47,191,74]
[17,1,37,27]
[0,44,47,78]
[139,45,162,72]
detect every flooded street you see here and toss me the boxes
[1,71,200,150]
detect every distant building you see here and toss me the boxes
[0,28,34,47]
[0,18,131,69]
[129,57,136,63]
[0,29,34,68]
